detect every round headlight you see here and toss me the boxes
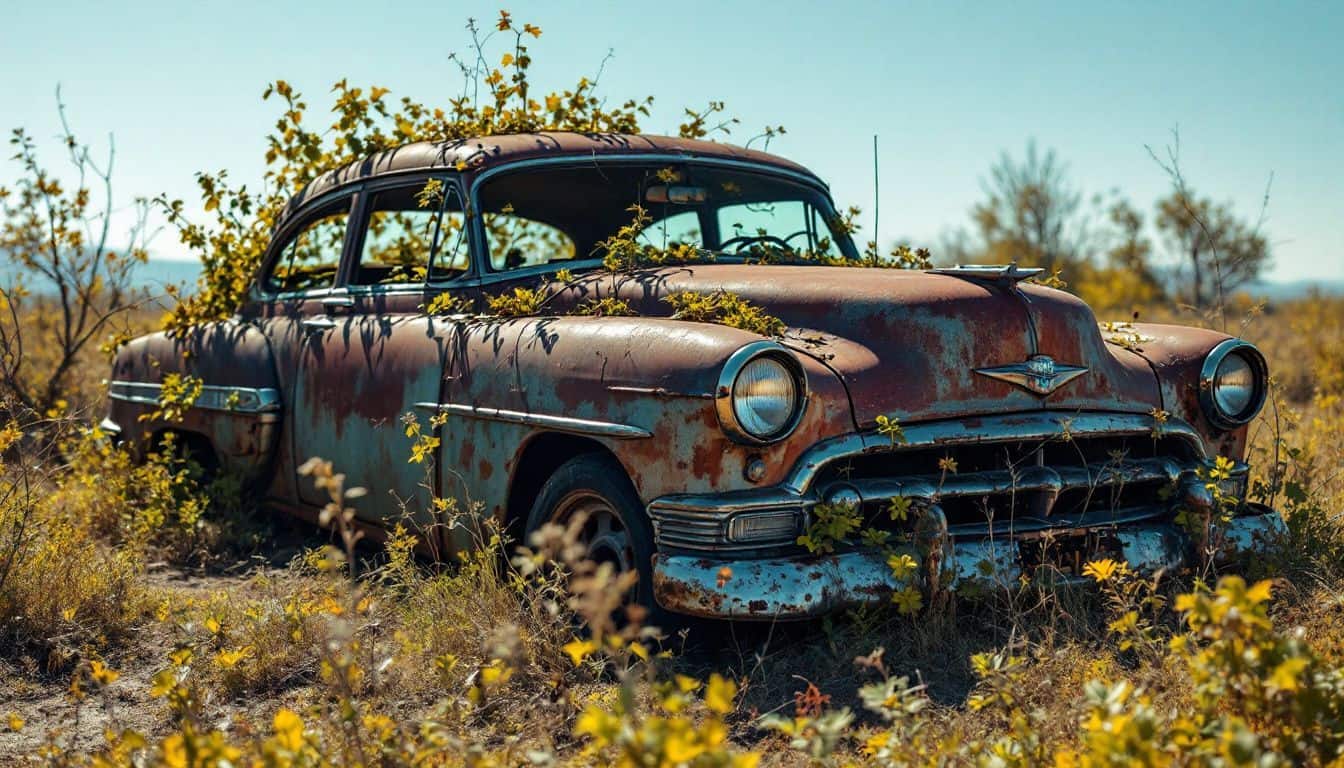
[1213,353,1255,416]
[716,343,806,444]
[733,357,797,439]
[1201,340,1267,429]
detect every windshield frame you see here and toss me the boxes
[466,155,858,283]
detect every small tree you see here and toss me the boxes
[159,12,748,332]
[1147,130,1273,315]
[949,141,1092,273]
[0,94,151,423]
[1155,189,1271,309]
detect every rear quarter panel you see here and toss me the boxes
[109,320,282,479]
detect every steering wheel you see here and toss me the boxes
[718,234,792,253]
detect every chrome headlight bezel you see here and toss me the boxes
[715,341,808,445]
[1199,338,1268,430]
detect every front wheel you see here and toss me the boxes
[524,453,662,628]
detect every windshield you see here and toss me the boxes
[476,162,858,271]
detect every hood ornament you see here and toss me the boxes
[976,355,1088,396]
[930,262,1044,285]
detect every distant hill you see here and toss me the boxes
[1241,278,1344,301]
[129,259,201,293]
[0,257,200,297]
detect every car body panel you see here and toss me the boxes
[535,265,1164,425]
[108,322,282,480]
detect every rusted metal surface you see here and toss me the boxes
[653,547,925,619]
[107,320,282,481]
[1216,503,1285,559]
[547,265,1164,426]
[1117,322,1253,457]
[279,132,821,231]
[107,136,1282,621]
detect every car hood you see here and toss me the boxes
[589,264,1159,429]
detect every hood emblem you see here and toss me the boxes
[976,355,1088,396]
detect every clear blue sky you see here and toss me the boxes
[3,0,1341,282]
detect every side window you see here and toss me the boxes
[266,197,351,294]
[637,210,703,248]
[483,211,576,271]
[353,179,467,286]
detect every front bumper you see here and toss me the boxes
[651,505,1284,620]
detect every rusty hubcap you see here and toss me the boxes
[551,491,635,576]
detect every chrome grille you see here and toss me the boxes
[819,434,1199,536]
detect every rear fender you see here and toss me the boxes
[108,321,281,482]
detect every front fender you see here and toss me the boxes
[451,315,854,504]
[1119,323,1251,458]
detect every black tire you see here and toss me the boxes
[524,452,665,628]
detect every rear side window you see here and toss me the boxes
[354,179,468,285]
[482,211,577,271]
[266,197,352,294]
[638,210,703,248]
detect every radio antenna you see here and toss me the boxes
[871,134,880,263]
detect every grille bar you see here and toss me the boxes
[826,457,1184,507]
[785,412,1206,493]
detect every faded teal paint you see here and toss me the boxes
[292,311,450,528]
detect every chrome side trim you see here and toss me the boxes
[413,401,651,440]
[606,385,715,400]
[784,411,1208,494]
[108,380,282,415]
[1199,338,1269,429]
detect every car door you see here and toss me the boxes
[290,174,472,535]
[247,190,357,505]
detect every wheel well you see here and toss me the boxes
[149,428,219,475]
[505,433,624,539]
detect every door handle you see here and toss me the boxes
[301,317,338,333]
[321,295,356,313]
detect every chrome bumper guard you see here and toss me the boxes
[652,505,1284,619]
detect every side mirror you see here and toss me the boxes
[645,185,707,205]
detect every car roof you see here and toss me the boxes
[278,131,823,228]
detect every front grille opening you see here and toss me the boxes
[894,477,1173,530]
[824,434,1196,486]
[827,433,1193,539]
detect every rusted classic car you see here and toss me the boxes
[106,132,1283,620]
